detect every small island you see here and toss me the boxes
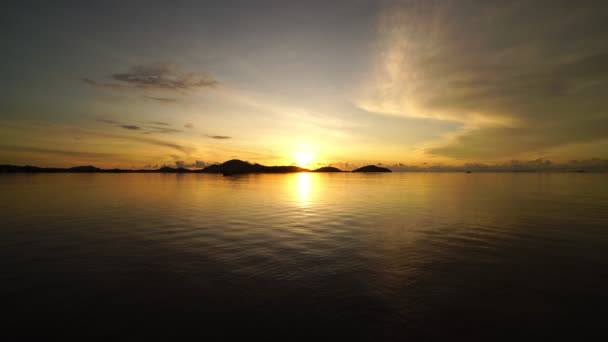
[312,166,343,172]
[201,159,307,175]
[352,165,392,173]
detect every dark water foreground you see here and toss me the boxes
[1,173,607,340]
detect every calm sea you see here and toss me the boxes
[2,173,608,339]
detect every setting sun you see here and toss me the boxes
[294,150,314,168]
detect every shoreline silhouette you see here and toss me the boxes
[0,159,393,174]
[2,159,606,173]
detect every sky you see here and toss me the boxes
[1,0,607,169]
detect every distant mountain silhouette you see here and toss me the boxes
[0,159,310,174]
[68,166,101,172]
[0,165,171,173]
[352,165,392,173]
[3,160,606,173]
[202,159,264,174]
[0,165,48,172]
[313,166,343,172]
[2,161,402,174]
[201,159,307,175]
[159,166,189,173]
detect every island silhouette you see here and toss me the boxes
[0,159,392,174]
[312,166,343,173]
[352,165,391,173]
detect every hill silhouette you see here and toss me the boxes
[201,159,307,175]
[313,166,343,172]
[68,166,101,172]
[352,165,392,173]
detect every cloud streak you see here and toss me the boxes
[90,120,193,154]
[175,160,207,168]
[83,78,127,90]
[85,63,218,94]
[97,118,182,134]
[0,145,115,158]
[96,118,119,125]
[390,158,608,172]
[206,135,232,140]
[91,132,194,155]
[146,126,182,134]
[144,96,179,103]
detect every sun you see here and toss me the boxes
[294,150,314,168]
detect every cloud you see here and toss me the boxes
[84,63,218,99]
[184,123,194,129]
[175,160,207,168]
[83,78,127,90]
[389,158,608,172]
[96,118,119,124]
[146,126,182,134]
[429,117,608,159]
[206,135,231,140]
[144,96,179,103]
[0,145,115,158]
[91,132,194,155]
[359,1,608,159]
[97,118,181,134]
[111,63,218,92]
[0,123,195,164]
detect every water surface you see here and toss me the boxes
[2,173,608,339]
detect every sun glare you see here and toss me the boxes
[294,150,314,168]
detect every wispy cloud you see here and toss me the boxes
[89,119,193,154]
[148,121,171,126]
[85,63,218,93]
[92,132,194,155]
[83,78,127,90]
[357,1,608,159]
[175,160,207,168]
[97,118,182,134]
[144,96,179,103]
[428,117,608,159]
[0,145,115,158]
[146,126,182,134]
[206,135,231,140]
[389,158,608,172]
[96,118,119,125]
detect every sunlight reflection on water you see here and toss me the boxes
[294,172,312,205]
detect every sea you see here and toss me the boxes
[2,172,608,339]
